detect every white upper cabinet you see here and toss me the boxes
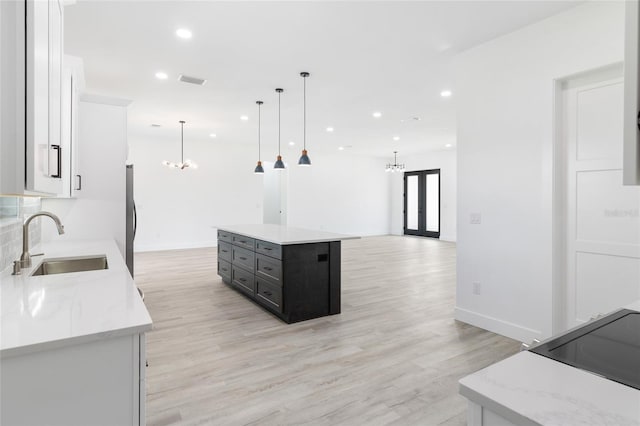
[25,0,64,194]
[624,0,640,185]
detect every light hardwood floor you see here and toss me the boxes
[135,236,518,426]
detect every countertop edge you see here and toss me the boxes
[1,322,152,359]
[217,225,360,245]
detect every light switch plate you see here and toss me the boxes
[470,213,482,224]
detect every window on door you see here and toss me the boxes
[404,169,440,238]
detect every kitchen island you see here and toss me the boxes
[459,301,640,425]
[0,239,152,426]
[216,224,358,323]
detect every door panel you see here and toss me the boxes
[564,74,640,328]
[426,173,440,233]
[406,175,419,231]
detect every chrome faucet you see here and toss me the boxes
[20,211,65,268]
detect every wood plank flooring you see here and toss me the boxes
[135,236,519,426]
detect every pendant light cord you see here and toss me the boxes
[278,90,281,156]
[258,102,261,160]
[303,75,306,150]
[180,120,185,163]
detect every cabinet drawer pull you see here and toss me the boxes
[263,266,273,271]
[264,247,272,251]
[221,249,228,253]
[239,278,247,282]
[221,267,228,272]
[263,291,272,297]
[239,256,247,260]
[239,240,247,244]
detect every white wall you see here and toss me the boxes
[389,149,457,241]
[286,152,390,236]
[454,2,625,342]
[127,134,390,251]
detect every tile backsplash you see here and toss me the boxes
[0,197,42,272]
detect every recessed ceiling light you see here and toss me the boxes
[176,28,192,39]
[441,90,452,97]
[209,133,217,138]
[372,112,382,118]
[445,143,453,148]
[326,127,334,132]
[289,141,295,146]
[155,72,168,80]
[393,136,400,141]
[338,146,344,151]
[240,115,249,121]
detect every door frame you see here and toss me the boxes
[403,169,441,238]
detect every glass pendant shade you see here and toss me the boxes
[254,160,264,174]
[298,149,311,166]
[274,155,285,170]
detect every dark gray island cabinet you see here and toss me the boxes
[216,224,357,323]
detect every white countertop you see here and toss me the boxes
[217,224,359,245]
[460,302,640,425]
[0,240,152,358]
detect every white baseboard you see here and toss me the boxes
[439,234,456,242]
[135,240,217,253]
[454,307,543,343]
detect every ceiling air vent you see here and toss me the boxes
[178,74,207,86]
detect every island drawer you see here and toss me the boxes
[232,265,255,296]
[218,230,234,243]
[256,277,282,312]
[218,259,231,282]
[232,235,255,251]
[232,246,255,271]
[256,240,282,259]
[218,241,232,263]
[255,253,282,285]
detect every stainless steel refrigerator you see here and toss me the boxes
[125,164,136,277]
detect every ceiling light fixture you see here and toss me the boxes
[289,141,295,146]
[274,88,286,170]
[298,72,311,166]
[445,143,453,148]
[209,133,216,138]
[385,151,405,173]
[441,90,452,97]
[254,101,264,174]
[162,120,197,170]
[176,28,192,39]
[393,136,400,141]
[240,115,249,121]
[372,112,382,118]
[338,146,345,151]
[155,72,168,80]
[326,127,334,132]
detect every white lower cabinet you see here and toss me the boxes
[467,401,521,426]
[0,333,146,426]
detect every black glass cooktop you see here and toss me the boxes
[530,309,640,390]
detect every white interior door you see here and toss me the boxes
[563,71,640,327]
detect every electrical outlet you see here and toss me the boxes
[470,213,481,225]
[473,282,482,295]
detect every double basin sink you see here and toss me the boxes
[31,255,108,276]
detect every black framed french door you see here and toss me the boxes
[403,169,440,238]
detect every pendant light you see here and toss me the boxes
[162,120,197,170]
[298,72,311,166]
[274,88,286,170]
[385,151,404,173]
[254,101,264,174]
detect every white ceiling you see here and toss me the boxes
[64,1,581,158]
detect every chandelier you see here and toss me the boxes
[385,151,405,172]
[162,120,198,170]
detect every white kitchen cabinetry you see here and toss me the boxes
[624,0,640,185]
[25,0,64,194]
[59,55,85,197]
[1,334,146,425]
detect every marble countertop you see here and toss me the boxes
[217,224,359,245]
[0,240,152,358]
[460,302,640,425]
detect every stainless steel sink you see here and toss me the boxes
[31,255,108,276]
